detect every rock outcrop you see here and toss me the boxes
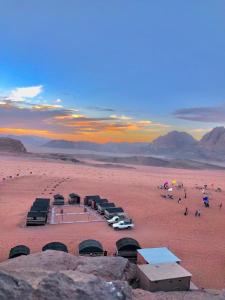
[199,127,225,153]
[150,131,198,153]
[0,251,224,299]
[0,138,27,153]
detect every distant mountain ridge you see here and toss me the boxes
[4,127,225,161]
[42,140,149,154]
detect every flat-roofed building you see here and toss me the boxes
[137,247,181,265]
[137,263,192,292]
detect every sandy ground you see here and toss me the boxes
[0,154,225,289]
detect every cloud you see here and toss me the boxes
[173,105,225,123]
[54,98,62,103]
[110,114,132,120]
[32,104,63,110]
[8,85,43,101]
[0,86,171,142]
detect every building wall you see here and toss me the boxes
[137,267,191,292]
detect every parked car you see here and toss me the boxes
[112,219,134,230]
[107,215,125,225]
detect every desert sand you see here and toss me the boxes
[0,154,225,289]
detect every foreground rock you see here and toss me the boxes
[0,250,136,283]
[0,137,27,153]
[0,251,224,299]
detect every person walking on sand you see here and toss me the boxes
[184,189,187,199]
[184,207,188,216]
[178,197,181,204]
[195,209,201,217]
[219,202,222,209]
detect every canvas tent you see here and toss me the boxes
[104,207,125,219]
[78,239,103,256]
[116,237,141,263]
[42,242,68,253]
[68,193,80,204]
[91,198,108,210]
[26,211,47,226]
[9,245,30,259]
[84,195,101,206]
[53,194,65,205]
[97,202,115,214]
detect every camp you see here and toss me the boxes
[68,193,80,204]
[115,237,141,263]
[9,245,30,259]
[78,239,104,256]
[97,202,115,214]
[42,242,68,252]
[83,195,101,206]
[91,198,108,210]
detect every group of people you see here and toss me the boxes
[184,207,201,217]
[159,181,223,218]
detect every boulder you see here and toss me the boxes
[0,250,136,283]
[0,270,132,300]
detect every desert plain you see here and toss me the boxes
[0,154,225,290]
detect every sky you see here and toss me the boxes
[0,0,225,143]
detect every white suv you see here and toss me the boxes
[112,219,134,230]
[107,215,125,225]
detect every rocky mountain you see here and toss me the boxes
[0,250,223,300]
[0,138,27,153]
[149,131,198,153]
[199,127,225,152]
[39,127,225,161]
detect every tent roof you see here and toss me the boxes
[92,198,108,204]
[98,202,115,208]
[79,239,103,253]
[54,194,64,199]
[9,245,30,258]
[116,237,140,251]
[42,242,68,252]
[69,193,80,198]
[105,207,124,213]
[85,195,101,200]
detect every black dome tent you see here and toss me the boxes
[42,242,68,253]
[9,245,30,259]
[116,237,141,263]
[78,239,103,256]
